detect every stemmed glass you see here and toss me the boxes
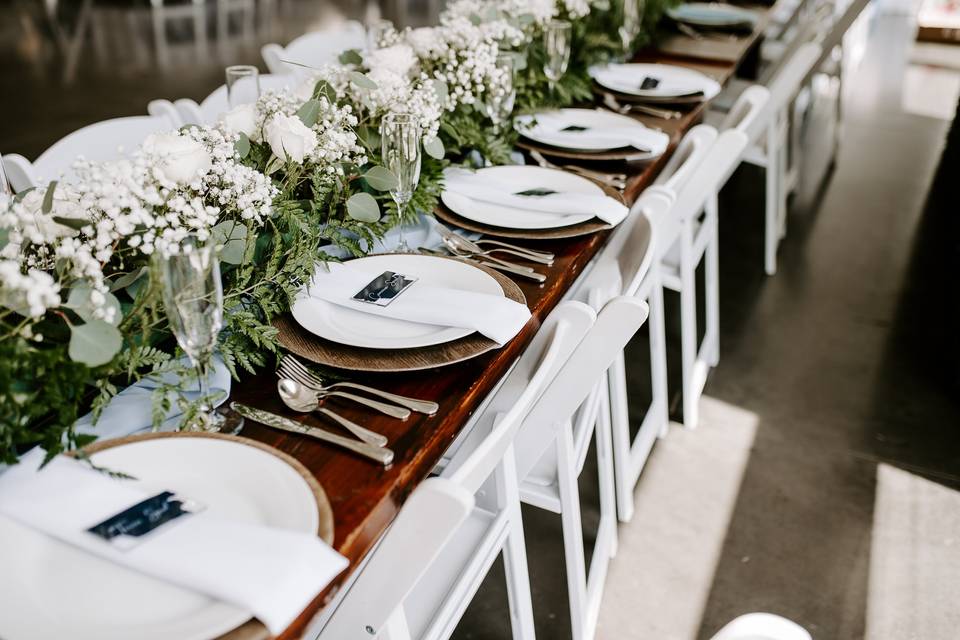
[543,20,572,97]
[619,0,645,57]
[367,18,393,51]
[159,239,226,432]
[481,53,517,133]
[225,65,260,108]
[0,154,11,196]
[380,113,422,254]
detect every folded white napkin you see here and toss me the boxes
[444,168,628,225]
[527,113,668,152]
[0,449,347,635]
[306,262,531,345]
[597,65,704,95]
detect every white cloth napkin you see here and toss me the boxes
[444,168,629,225]
[527,113,668,152]
[0,449,347,635]
[595,65,704,95]
[305,262,531,345]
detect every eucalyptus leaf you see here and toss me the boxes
[51,216,88,232]
[109,267,146,292]
[69,320,122,367]
[296,99,322,127]
[211,221,249,264]
[13,187,35,203]
[67,283,122,326]
[346,192,381,223]
[338,49,363,66]
[0,228,8,252]
[348,71,378,90]
[312,79,337,103]
[235,132,251,159]
[41,180,58,215]
[430,78,449,105]
[363,166,399,191]
[264,155,284,175]
[423,136,445,160]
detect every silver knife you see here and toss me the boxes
[231,403,394,465]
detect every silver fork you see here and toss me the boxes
[601,92,684,120]
[281,355,439,415]
[473,238,555,262]
[276,363,411,419]
[435,223,554,265]
[529,150,627,190]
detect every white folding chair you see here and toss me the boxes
[163,73,295,126]
[710,613,812,640]
[648,124,719,199]
[315,301,597,640]
[3,112,179,190]
[570,190,672,523]
[660,129,750,429]
[261,20,366,74]
[150,0,208,69]
[719,85,771,134]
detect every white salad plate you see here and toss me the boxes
[667,2,757,27]
[440,165,600,230]
[515,108,670,157]
[292,253,506,350]
[589,62,722,100]
[0,435,321,640]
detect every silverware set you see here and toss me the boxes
[601,92,684,120]
[529,149,628,191]
[429,223,551,283]
[676,22,741,42]
[238,354,439,465]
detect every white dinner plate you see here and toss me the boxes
[666,2,757,27]
[291,254,506,350]
[588,63,721,100]
[0,436,320,640]
[515,108,670,157]
[440,165,600,230]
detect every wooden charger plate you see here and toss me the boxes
[593,83,707,106]
[516,137,658,163]
[275,257,528,372]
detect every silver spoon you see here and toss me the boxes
[437,225,555,265]
[278,379,392,447]
[276,371,410,419]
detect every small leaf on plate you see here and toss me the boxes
[69,320,123,367]
[348,71,378,90]
[514,188,558,197]
[423,136,445,160]
[346,192,381,223]
[363,166,399,191]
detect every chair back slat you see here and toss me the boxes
[652,124,719,194]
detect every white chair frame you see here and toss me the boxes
[262,20,366,75]
[316,301,597,640]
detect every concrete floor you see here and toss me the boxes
[2,3,959,639]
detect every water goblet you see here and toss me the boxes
[225,65,260,108]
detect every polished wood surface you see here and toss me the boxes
[223,15,768,639]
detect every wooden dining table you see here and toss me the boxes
[223,7,777,639]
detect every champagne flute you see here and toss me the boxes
[380,113,422,254]
[159,238,226,432]
[225,65,260,108]
[0,153,11,196]
[543,20,572,97]
[619,0,645,56]
[481,53,517,133]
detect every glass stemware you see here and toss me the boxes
[481,53,517,133]
[0,154,11,196]
[225,65,260,108]
[159,239,226,432]
[619,0,646,57]
[367,18,393,51]
[380,113,422,254]
[543,20,573,96]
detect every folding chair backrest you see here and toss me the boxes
[747,42,822,141]
[721,85,771,135]
[651,124,719,195]
[514,296,650,480]
[262,21,366,74]
[8,113,178,188]
[672,129,750,224]
[317,301,596,638]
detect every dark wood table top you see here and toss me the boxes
[222,13,772,640]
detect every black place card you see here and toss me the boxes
[87,491,202,550]
[640,76,661,90]
[352,271,418,307]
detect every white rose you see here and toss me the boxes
[364,44,417,78]
[264,113,318,164]
[219,103,260,141]
[143,132,212,185]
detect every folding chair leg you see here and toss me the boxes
[595,379,618,559]
[500,448,536,640]
[649,277,669,439]
[609,352,635,523]
[557,428,589,640]
[679,224,700,429]
[764,123,780,276]
[705,196,720,367]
